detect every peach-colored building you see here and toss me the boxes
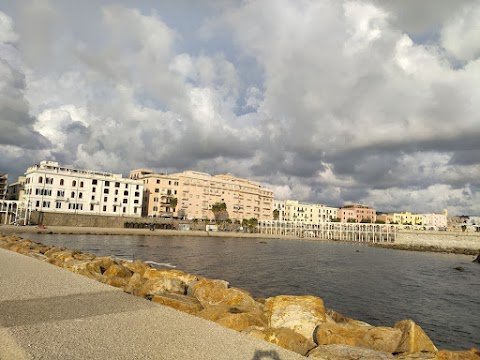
[376,213,393,224]
[337,204,376,223]
[130,169,274,221]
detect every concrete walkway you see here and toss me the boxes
[0,248,305,360]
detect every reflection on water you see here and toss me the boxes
[20,233,480,350]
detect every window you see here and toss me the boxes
[123,199,128,204]
[105,181,110,187]
[90,204,94,211]
[154,197,158,202]
[168,181,171,185]
[92,179,98,185]
[134,199,139,204]
[155,188,159,193]
[104,188,109,194]
[104,196,107,202]
[56,202,61,209]
[124,191,128,196]
[135,184,139,190]
[35,200,40,207]
[114,197,118,203]
[71,192,75,198]
[135,192,140,197]
[91,195,95,200]
[153,206,158,211]
[113,206,117,213]
[92,187,96,193]
[115,182,120,188]
[156,180,160,184]
[115,189,118,195]
[79,193,83,199]
[80,181,84,188]
[103,205,107,212]
[72,180,76,187]
[123,207,126,213]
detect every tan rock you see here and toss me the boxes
[26,252,48,261]
[197,307,267,331]
[49,250,78,262]
[121,260,151,276]
[44,246,66,257]
[151,293,203,315]
[243,327,316,356]
[106,276,130,288]
[32,245,52,254]
[103,264,133,278]
[264,295,326,341]
[143,269,198,287]
[91,257,115,273]
[123,273,147,296]
[315,323,402,353]
[44,257,65,267]
[139,277,187,297]
[73,252,96,261]
[394,320,437,354]
[435,349,480,360]
[326,308,372,327]
[192,278,259,312]
[308,344,394,359]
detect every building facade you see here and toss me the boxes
[24,161,143,217]
[6,176,26,201]
[274,200,338,223]
[337,204,376,223]
[0,173,7,200]
[130,169,274,221]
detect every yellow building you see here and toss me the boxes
[130,169,274,221]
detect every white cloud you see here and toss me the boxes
[441,3,480,61]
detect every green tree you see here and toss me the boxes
[331,217,341,222]
[347,218,357,223]
[375,219,386,224]
[360,217,371,223]
[273,209,279,220]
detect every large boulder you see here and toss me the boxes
[435,349,480,360]
[91,257,115,273]
[192,278,259,312]
[151,293,203,315]
[123,273,148,296]
[121,260,152,276]
[315,323,402,353]
[103,264,133,278]
[44,246,66,258]
[197,307,267,331]
[243,326,316,356]
[106,276,130,288]
[308,344,394,359]
[326,308,372,327]
[264,295,326,341]
[139,277,187,297]
[143,269,198,289]
[394,320,437,355]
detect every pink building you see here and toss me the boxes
[337,204,376,223]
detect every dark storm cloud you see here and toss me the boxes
[0,58,51,149]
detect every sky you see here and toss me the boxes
[0,0,479,215]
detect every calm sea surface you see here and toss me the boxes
[19,233,480,351]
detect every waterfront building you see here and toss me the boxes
[376,213,393,224]
[423,211,447,228]
[337,204,376,223]
[130,169,274,221]
[6,176,26,201]
[274,200,338,223]
[24,161,143,217]
[0,173,7,200]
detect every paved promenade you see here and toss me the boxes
[0,248,304,360]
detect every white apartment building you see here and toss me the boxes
[276,200,338,223]
[130,169,274,221]
[24,161,143,217]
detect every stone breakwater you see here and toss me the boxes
[371,230,480,255]
[1,235,479,360]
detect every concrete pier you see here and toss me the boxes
[0,248,304,360]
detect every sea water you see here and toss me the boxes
[20,233,480,351]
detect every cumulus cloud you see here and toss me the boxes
[0,1,479,215]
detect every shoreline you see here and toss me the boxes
[1,234,478,359]
[1,225,479,256]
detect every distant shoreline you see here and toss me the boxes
[1,225,478,256]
